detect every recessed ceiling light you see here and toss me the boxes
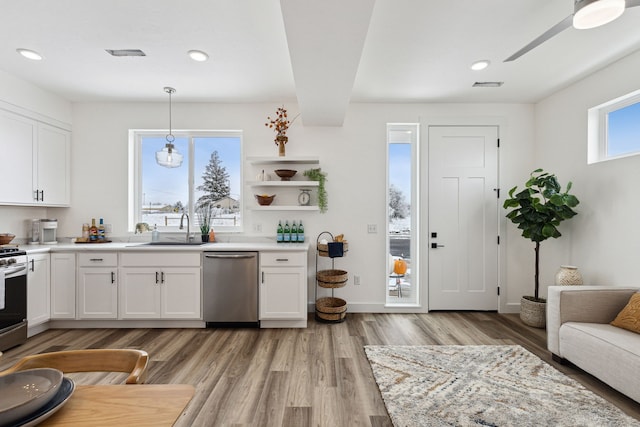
[188,50,209,62]
[17,48,43,61]
[471,60,490,71]
[473,81,504,88]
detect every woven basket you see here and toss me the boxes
[317,269,348,288]
[519,297,546,329]
[315,297,347,321]
[317,242,349,257]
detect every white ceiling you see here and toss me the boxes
[1,0,640,125]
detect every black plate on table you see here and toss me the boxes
[8,377,75,427]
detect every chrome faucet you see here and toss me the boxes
[179,212,191,242]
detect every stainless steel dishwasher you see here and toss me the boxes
[202,252,259,327]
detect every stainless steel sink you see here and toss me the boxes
[141,241,207,246]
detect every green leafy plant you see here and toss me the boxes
[303,168,327,213]
[196,203,214,234]
[503,169,580,301]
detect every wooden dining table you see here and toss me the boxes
[38,384,195,426]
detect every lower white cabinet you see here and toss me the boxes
[119,252,201,319]
[50,252,76,319]
[27,253,50,326]
[259,252,307,320]
[77,253,118,319]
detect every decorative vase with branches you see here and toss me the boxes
[503,168,580,302]
[265,106,299,156]
[303,168,327,213]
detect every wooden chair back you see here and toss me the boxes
[0,349,149,384]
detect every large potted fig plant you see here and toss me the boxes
[503,169,580,328]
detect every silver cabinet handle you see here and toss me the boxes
[89,258,104,262]
[204,254,256,259]
[30,259,35,272]
[261,271,264,283]
[275,258,289,262]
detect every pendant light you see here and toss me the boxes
[155,86,183,168]
[573,0,625,30]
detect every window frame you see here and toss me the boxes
[128,129,244,234]
[588,88,640,164]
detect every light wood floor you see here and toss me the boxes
[1,313,639,426]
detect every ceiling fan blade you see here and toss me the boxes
[627,0,640,8]
[504,15,573,62]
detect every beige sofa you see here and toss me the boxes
[547,285,640,403]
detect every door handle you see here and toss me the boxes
[30,259,35,272]
[431,243,445,249]
[155,271,159,284]
[161,272,165,284]
[111,271,115,284]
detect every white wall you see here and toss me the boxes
[533,49,640,292]
[53,101,534,312]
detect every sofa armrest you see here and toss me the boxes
[547,285,638,356]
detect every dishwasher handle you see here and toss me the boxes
[204,253,256,259]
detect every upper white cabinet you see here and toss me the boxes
[0,108,71,206]
[247,157,320,211]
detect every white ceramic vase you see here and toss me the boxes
[554,265,583,286]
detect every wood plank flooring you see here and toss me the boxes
[1,313,639,426]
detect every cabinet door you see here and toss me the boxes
[260,266,306,320]
[37,124,70,206]
[78,268,118,319]
[27,254,50,326]
[161,268,201,319]
[50,252,76,319]
[0,110,36,204]
[119,268,161,319]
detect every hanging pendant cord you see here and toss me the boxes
[164,87,175,143]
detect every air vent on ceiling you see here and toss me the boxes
[473,82,504,88]
[105,49,146,57]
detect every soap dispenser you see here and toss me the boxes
[152,224,160,242]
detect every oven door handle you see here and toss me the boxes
[4,264,27,278]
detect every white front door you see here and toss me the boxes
[427,126,499,310]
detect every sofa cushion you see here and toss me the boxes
[611,292,640,334]
[560,322,640,403]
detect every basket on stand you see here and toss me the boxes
[315,231,349,323]
[315,297,347,322]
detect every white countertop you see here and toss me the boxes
[24,240,309,253]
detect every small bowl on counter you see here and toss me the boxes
[0,233,15,245]
[274,169,297,181]
[255,194,276,206]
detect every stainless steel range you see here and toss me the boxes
[0,247,28,351]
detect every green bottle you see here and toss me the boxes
[291,220,298,243]
[277,220,284,243]
[297,220,304,242]
[283,220,291,243]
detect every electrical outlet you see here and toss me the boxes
[253,223,262,233]
[367,224,377,234]
[354,275,361,286]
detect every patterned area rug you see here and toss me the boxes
[364,345,640,427]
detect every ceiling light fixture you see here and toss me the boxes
[573,0,625,29]
[155,87,183,168]
[16,48,43,61]
[471,60,490,71]
[188,50,209,62]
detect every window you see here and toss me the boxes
[129,130,243,233]
[386,124,419,306]
[588,89,640,164]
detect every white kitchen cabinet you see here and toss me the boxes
[50,252,76,319]
[259,251,307,321]
[77,253,118,319]
[27,253,50,327]
[0,108,70,206]
[119,252,201,320]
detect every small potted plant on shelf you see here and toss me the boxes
[265,106,298,157]
[196,203,213,242]
[503,168,580,328]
